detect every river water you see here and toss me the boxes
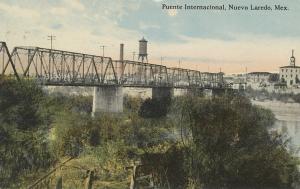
[252,100,300,156]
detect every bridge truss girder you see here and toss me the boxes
[0,42,20,80]
[1,44,225,89]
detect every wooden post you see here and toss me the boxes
[84,170,94,189]
[130,164,137,189]
[56,176,62,189]
[149,174,154,188]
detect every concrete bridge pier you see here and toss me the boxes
[92,86,123,115]
[152,87,174,100]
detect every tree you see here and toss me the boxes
[139,97,171,118]
[0,77,44,130]
[176,94,299,189]
[268,73,280,83]
[0,77,54,187]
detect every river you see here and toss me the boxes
[252,100,300,156]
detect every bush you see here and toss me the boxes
[141,143,189,188]
[123,95,142,113]
[50,112,94,157]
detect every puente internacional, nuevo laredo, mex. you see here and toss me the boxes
[0,38,234,114]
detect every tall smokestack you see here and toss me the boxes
[120,43,124,61]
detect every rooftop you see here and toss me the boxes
[248,72,272,75]
[280,66,300,69]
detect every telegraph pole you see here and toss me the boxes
[159,57,164,82]
[178,59,181,68]
[245,67,248,83]
[100,45,106,57]
[47,35,56,50]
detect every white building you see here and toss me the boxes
[279,50,300,88]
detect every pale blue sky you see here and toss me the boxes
[0,0,299,73]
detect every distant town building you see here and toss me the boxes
[247,72,272,83]
[279,50,300,88]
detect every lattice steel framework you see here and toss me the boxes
[0,42,19,80]
[1,43,225,89]
[116,60,169,87]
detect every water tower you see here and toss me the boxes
[138,37,148,63]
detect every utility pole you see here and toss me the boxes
[160,57,164,66]
[245,67,248,83]
[47,35,56,50]
[159,57,164,82]
[132,52,136,61]
[178,59,181,68]
[100,45,106,57]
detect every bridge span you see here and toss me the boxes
[0,41,229,113]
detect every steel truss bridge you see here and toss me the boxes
[0,42,226,89]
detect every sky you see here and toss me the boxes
[0,0,299,73]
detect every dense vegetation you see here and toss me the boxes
[0,77,299,188]
[171,95,299,188]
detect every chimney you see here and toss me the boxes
[120,43,124,61]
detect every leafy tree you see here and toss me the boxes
[0,78,44,130]
[139,97,171,118]
[0,77,54,187]
[176,94,300,189]
[268,73,280,83]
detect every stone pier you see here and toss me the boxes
[92,86,123,115]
